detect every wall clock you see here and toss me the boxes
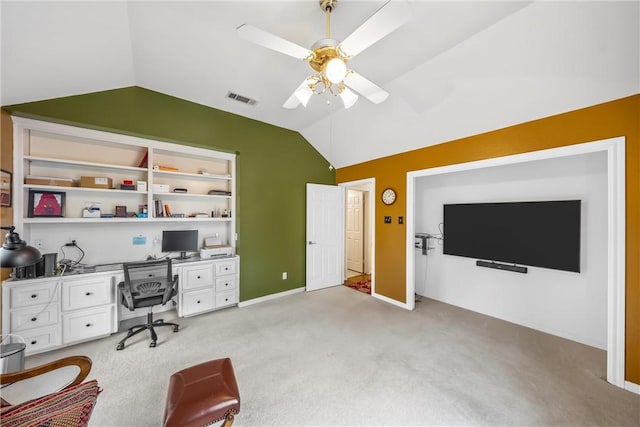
[381,188,396,205]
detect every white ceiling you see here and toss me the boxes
[1,1,638,168]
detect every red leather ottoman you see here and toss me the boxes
[163,358,240,427]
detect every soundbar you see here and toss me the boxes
[476,260,528,274]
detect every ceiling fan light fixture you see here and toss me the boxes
[324,57,347,84]
[294,84,313,107]
[339,87,358,109]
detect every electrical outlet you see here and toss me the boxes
[282,272,287,280]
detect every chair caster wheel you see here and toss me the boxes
[150,341,157,348]
[173,325,179,333]
[116,343,124,351]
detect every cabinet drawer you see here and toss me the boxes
[62,276,112,311]
[215,291,237,308]
[62,306,113,344]
[9,281,58,309]
[181,289,214,317]
[182,265,214,291]
[215,261,237,276]
[10,305,59,332]
[20,325,61,355]
[215,276,237,292]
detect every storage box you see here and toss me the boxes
[80,176,113,189]
[152,183,170,193]
[26,176,76,187]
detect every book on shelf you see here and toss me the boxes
[154,199,164,217]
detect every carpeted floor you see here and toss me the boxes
[25,286,639,426]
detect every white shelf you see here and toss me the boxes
[152,169,231,181]
[22,217,232,224]
[24,184,147,195]
[152,192,231,199]
[24,155,147,173]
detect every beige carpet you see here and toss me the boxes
[26,286,639,426]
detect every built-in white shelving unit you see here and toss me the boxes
[11,117,237,261]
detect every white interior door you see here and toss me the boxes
[306,183,345,291]
[346,189,364,273]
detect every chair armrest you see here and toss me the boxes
[0,355,92,407]
[118,280,135,311]
[162,274,179,305]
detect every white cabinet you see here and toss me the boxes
[1,273,118,355]
[2,278,61,354]
[178,257,239,317]
[2,257,239,355]
[60,274,117,345]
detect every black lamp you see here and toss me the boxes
[0,226,43,268]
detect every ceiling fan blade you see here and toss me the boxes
[339,0,410,58]
[344,71,389,104]
[237,24,312,60]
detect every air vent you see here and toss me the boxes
[226,91,257,106]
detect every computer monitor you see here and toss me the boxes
[161,230,199,259]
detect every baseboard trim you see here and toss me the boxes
[238,287,305,307]
[372,292,411,310]
[624,380,640,395]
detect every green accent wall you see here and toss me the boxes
[4,86,334,301]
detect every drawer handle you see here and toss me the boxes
[225,298,229,302]
[30,340,37,345]
[31,294,38,299]
[85,323,92,328]
[224,267,229,271]
[85,292,93,296]
[196,300,201,304]
[197,276,201,279]
[31,317,37,322]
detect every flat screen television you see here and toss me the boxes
[162,230,199,259]
[443,200,581,272]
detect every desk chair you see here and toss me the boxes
[116,259,179,350]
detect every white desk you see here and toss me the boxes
[1,256,239,356]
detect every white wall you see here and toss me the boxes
[414,151,607,349]
[30,222,227,266]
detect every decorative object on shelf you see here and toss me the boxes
[1,169,12,207]
[137,181,147,192]
[0,226,43,267]
[381,188,396,205]
[137,150,148,168]
[28,190,66,218]
[82,202,101,218]
[115,206,127,218]
[173,188,188,193]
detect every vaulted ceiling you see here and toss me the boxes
[2,1,638,168]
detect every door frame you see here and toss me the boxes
[405,136,627,390]
[339,178,375,295]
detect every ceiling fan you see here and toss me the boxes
[237,0,409,109]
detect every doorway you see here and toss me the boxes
[340,179,375,295]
